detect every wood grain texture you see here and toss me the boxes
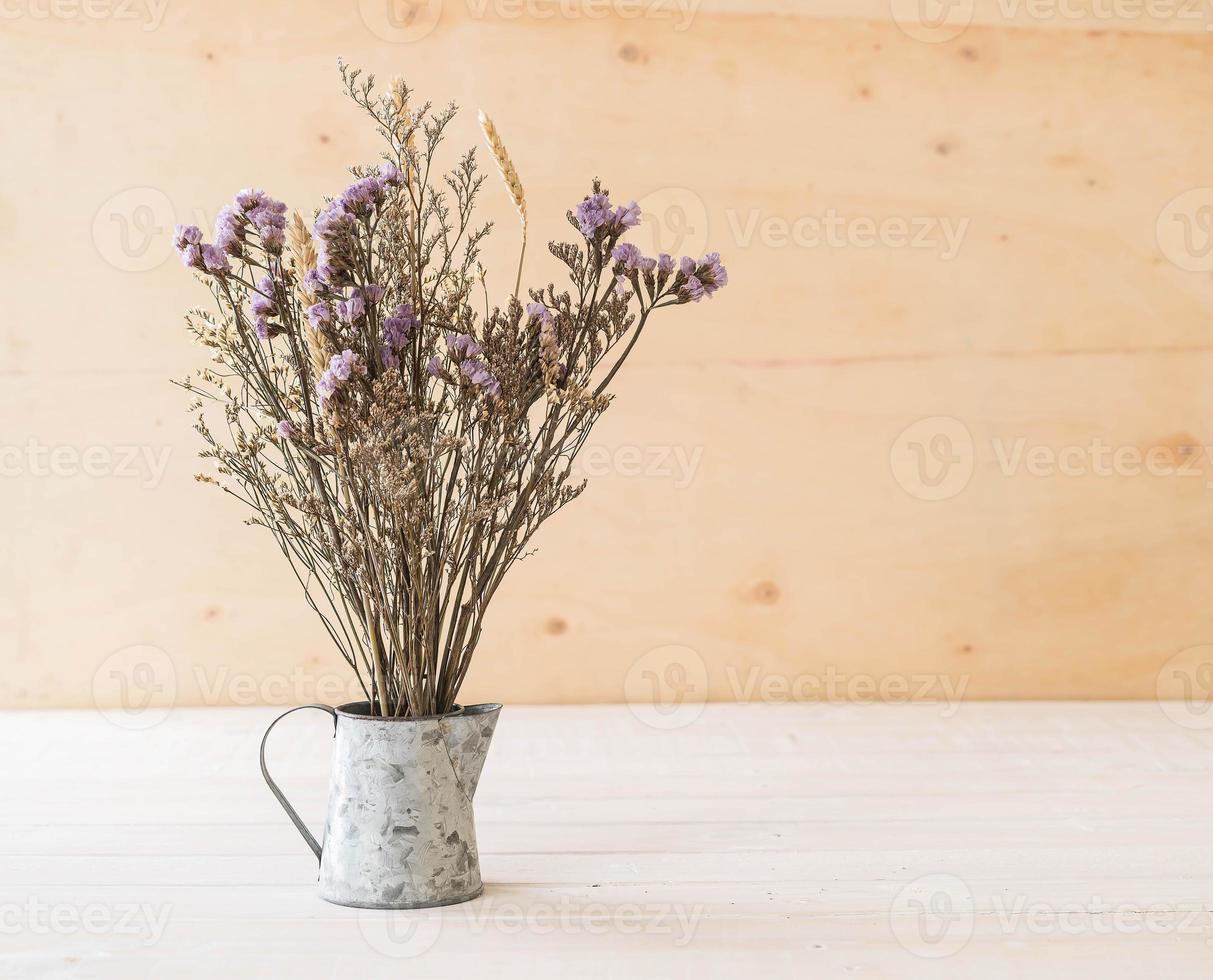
[1,1,1212,706]
[2,704,1212,977]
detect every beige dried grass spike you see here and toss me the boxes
[478,109,528,296]
[391,76,419,197]
[287,211,333,387]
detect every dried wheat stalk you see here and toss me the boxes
[478,109,528,296]
[288,211,332,386]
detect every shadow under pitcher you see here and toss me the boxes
[260,700,503,909]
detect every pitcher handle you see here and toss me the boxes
[259,704,337,862]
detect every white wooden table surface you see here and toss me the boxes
[1,703,1211,978]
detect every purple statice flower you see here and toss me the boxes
[275,420,296,440]
[383,303,417,350]
[235,187,265,210]
[611,243,643,270]
[313,199,357,285]
[378,162,403,187]
[681,274,705,303]
[317,349,366,406]
[526,302,554,329]
[426,355,443,378]
[260,225,285,253]
[251,275,277,318]
[200,244,230,274]
[340,175,385,217]
[677,253,729,303]
[303,269,329,298]
[575,193,642,239]
[461,359,501,398]
[328,349,364,382]
[445,333,483,359]
[363,284,385,304]
[248,197,287,232]
[381,303,417,369]
[306,303,331,328]
[314,199,354,241]
[236,192,287,254]
[173,224,204,269]
[335,290,366,323]
[612,200,641,230]
[214,205,244,255]
[658,253,675,274]
[173,224,203,250]
[254,316,271,340]
[575,193,613,238]
[614,274,630,298]
[699,252,728,296]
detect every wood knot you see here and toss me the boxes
[618,43,645,64]
[750,581,780,605]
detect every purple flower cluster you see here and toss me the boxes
[445,333,483,359]
[678,252,728,303]
[460,359,501,398]
[307,302,331,328]
[437,333,499,396]
[606,238,729,304]
[610,242,657,274]
[525,301,554,329]
[172,188,289,275]
[275,420,296,440]
[232,188,288,254]
[173,224,229,274]
[251,275,279,339]
[313,165,403,285]
[317,349,366,406]
[381,303,419,369]
[575,193,641,239]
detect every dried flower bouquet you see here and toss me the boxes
[176,65,728,717]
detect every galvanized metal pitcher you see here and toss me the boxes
[260,700,502,909]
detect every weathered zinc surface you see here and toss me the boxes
[317,703,502,909]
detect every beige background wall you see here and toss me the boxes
[3,0,1213,710]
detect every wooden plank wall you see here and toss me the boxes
[3,0,1213,708]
